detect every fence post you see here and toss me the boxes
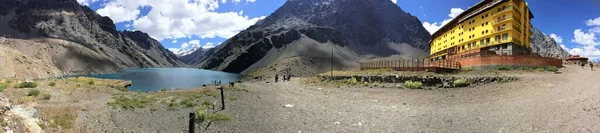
[189,113,196,133]
[217,85,225,110]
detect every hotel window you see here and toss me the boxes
[482,31,485,35]
[502,33,508,40]
[486,38,491,44]
[486,30,489,33]
[495,35,501,42]
[480,40,485,46]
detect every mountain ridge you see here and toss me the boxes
[188,0,431,76]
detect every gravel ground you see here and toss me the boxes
[205,65,600,132]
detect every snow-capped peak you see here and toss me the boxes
[168,43,202,57]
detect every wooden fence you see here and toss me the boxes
[359,59,461,72]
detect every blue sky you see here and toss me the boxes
[81,0,600,59]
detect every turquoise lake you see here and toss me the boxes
[85,68,241,92]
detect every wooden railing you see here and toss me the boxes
[360,59,461,71]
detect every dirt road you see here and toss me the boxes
[208,65,600,132]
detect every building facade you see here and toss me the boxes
[429,0,534,60]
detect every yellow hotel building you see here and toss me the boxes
[429,0,534,60]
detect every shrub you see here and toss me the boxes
[453,79,470,87]
[345,77,358,85]
[88,80,95,85]
[195,105,208,121]
[16,82,37,88]
[150,106,158,111]
[194,105,233,122]
[48,82,56,86]
[49,113,76,129]
[160,88,167,92]
[496,65,512,70]
[43,93,52,100]
[4,79,12,84]
[0,83,6,92]
[180,98,196,107]
[28,89,40,97]
[404,81,423,89]
[535,67,545,72]
[517,66,532,71]
[167,102,179,111]
[207,113,233,121]
[545,66,559,72]
[201,101,213,107]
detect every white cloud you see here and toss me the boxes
[419,6,423,9]
[203,42,216,49]
[549,33,563,44]
[572,29,599,46]
[560,44,569,51]
[569,46,600,59]
[77,0,99,5]
[390,0,397,4]
[422,8,464,34]
[96,2,141,23]
[586,16,600,26]
[448,8,465,18]
[96,0,265,41]
[171,40,177,43]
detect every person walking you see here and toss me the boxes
[581,62,585,69]
[591,62,594,71]
[275,74,279,82]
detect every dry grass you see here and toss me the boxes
[39,106,79,131]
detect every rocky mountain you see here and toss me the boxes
[190,0,430,76]
[531,28,571,59]
[180,47,209,65]
[168,43,203,57]
[0,0,183,79]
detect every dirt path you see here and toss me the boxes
[207,65,600,132]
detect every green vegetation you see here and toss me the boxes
[229,96,238,101]
[88,80,95,85]
[345,77,359,85]
[404,81,423,89]
[48,82,56,86]
[75,84,81,87]
[16,82,37,88]
[167,102,179,111]
[48,113,76,129]
[453,79,470,87]
[207,113,233,121]
[4,79,13,84]
[0,117,7,127]
[536,67,546,72]
[201,100,213,107]
[107,95,157,110]
[0,83,7,92]
[28,89,40,97]
[180,98,196,107]
[195,105,233,122]
[150,106,158,111]
[545,66,559,72]
[161,88,167,92]
[496,65,512,71]
[43,93,52,100]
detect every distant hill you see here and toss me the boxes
[187,0,431,76]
